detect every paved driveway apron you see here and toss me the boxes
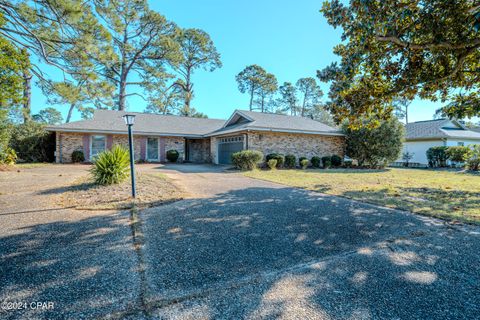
[140,164,480,319]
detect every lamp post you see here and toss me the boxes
[123,114,136,198]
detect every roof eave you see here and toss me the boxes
[47,127,205,138]
[207,126,345,137]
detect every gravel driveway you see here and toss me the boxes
[1,164,479,319]
[0,165,141,320]
[140,164,480,319]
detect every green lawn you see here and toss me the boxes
[244,168,480,224]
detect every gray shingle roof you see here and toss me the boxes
[46,109,343,137]
[405,119,480,140]
[47,110,225,137]
[208,110,343,136]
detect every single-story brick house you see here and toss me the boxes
[396,118,480,165]
[46,109,345,164]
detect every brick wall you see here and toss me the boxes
[187,138,210,163]
[55,132,186,163]
[164,137,185,162]
[247,131,345,160]
[56,132,84,163]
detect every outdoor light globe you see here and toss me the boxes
[123,114,136,126]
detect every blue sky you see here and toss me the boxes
[31,0,442,122]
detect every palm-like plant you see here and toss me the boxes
[91,145,130,185]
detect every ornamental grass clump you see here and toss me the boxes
[91,145,130,185]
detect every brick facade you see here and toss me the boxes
[55,130,345,164]
[246,131,345,160]
[186,138,210,163]
[55,132,186,163]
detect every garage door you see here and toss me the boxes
[218,136,244,164]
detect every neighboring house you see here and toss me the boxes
[46,109,345,164]
[398,119,480,165]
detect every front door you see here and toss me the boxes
[147,138,159,161]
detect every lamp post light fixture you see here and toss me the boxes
[123,114,136,198]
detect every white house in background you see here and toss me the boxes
[398,119,480,165]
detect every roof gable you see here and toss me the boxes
[222,110,254,128]
[405,119,480,140]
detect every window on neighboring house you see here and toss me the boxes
[91,135,106,158]
[457,142,465,146]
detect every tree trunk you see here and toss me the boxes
[184,72,192,115]
[301,92,307,117]
[22,69,32,123]
[249,85,254,111]
[66,103,75,123]
[118,73,127,111]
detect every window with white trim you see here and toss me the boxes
[91,135,106,158]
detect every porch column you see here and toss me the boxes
[140,137,147,161]
[159,137,166,162]
[82,134,90,161]
[106,135,113,149]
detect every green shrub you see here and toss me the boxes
[300,159,309,169]
[9,122,55,162]
[331,155,342,167]
[231,150,263,170]
[284,154,296,168]
[426,146,449,167]
[321,156,332,168]
[71,150,85,163]
[466,145,480,171]
[343,118,404,168]
[344,160,353,168]
[298,156,307,164]
[266,153,285,168]
[0,147,17,165]
[446,146,472,166]
[166,149,180,162]
[90,145,130,185]
[267,159,277,170]
[311,156,321,168]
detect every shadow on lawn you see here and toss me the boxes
[339,186,480,223]
[37,180,97,195]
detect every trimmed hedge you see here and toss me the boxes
[311,156,321,168]
[426,146,449,167]
[267,159,277,170]
[284,154,296,168]
[266,153,285,168]
[331,155,342,167]
[321,156,332,168]
[231,150,263,170]
[300,159,309,169]
[166,149,180,162]
[71,150,85,163]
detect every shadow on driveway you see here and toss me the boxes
[141,185,480,319]
[0,211,141,320]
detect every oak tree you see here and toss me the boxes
[319,0,480,126]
